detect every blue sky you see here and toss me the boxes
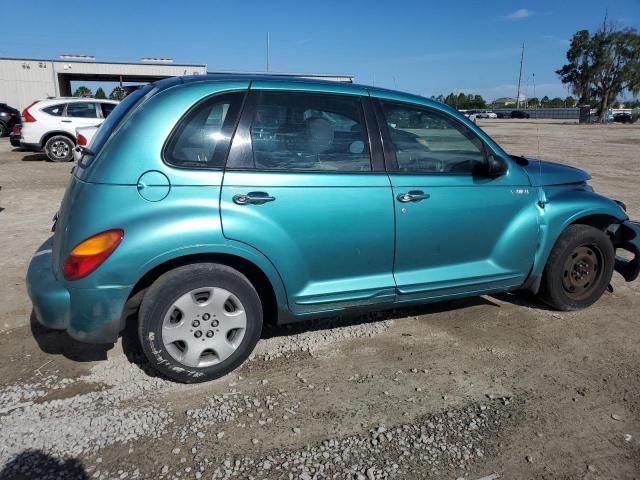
[3,0,638,101]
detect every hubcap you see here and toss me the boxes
[562,245,602,300]
[161,287,247,368]
[51,140,70,159]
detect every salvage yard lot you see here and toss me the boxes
[0,120,638,479]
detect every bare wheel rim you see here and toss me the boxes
[161,287,247,368]
[561,244,603,301]
[50,140,70,159]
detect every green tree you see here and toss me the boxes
[541,96,550,106]
[549,97,565,107]
[528,97,540,108]
[109,86,125,100]
[564,96,576,107]
[94,87,107,99]
[557,23,640,122]
[73,86,93,97]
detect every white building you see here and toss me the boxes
[0,56,353,110]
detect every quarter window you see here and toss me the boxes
[42,104,65,116]
[380,101,486,174]
[247,92,371,172]
[164,92,244,168]
[66,102,99,118]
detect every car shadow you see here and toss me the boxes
[260,295,499,340]
[20,152,48,161]
[0,450,88,480]
[118,292,549,379]
[30,311,113,362]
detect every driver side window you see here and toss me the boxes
[380,101,486,174]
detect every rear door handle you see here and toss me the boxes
[233,192,276,205]
[61,120,72,123]
[397,190,430,202]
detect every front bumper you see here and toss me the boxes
[613,221,640,282]
[26,237,130,343]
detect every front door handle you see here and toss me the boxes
[233,192,276,205]
[61,120,72,123]
[397,190,430,202]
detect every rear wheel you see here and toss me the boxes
[44,135,74,162]
[0,123,7,137]
[538,224,614,310]
[138,263,263,383]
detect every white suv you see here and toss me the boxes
[19,98,118,162]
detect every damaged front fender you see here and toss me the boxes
[610,221,640,282]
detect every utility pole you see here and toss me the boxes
[516,43,524,108]
[532,72,536,107]
[266,32,271,72]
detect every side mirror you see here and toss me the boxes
[486,153,508,177]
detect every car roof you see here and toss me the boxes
[35,97,119,106]
[154,74,446,111]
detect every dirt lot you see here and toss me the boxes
[0,120,638,480]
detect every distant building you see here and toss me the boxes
[491,97,517,107]
[0,56,353,109]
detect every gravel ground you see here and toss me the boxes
[0,120,639,479]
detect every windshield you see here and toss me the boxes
[79,84,155,168]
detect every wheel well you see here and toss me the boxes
[41,131,76,147]
[128,253,279,326]
[570,214,620,231]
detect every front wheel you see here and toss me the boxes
[138,263,263,383]
[538,224,614,311]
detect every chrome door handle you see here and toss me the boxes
[397,190,430,202]
[233,192,276,205]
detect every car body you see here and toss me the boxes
[613,112,635,124]
[496,111,511,119]
[73,125,100,162]
[26,76,640,382]
[476,110,497,119]
[0,102,20,137]
[19,98,118,161]
[510,110,530,119]
[460,110,477,121]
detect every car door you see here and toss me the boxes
[220,85,396,316]
[62,101,102,133]
[373,96,539,302]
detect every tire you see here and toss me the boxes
[44,135,74,162]
[538,224,614,311]
[0,123,7,137]
[138,263,263,383]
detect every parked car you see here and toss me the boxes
[476,110,497,119]
[496,111,511,119]
[612,112,635,124]
[18,98,118,161]
[27,76,640,383]
[73,125,100,162]
[10,124,22,147]
[510,110,530,119]
[460,110,477,121]
[0,103,20,137]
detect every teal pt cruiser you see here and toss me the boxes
[27,75,640,382]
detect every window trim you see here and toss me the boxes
[161,90,247,171]
[225,89,384,174]
[374,98,491,176]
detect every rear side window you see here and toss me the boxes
[66,102,98,118]
[247,91,371,172]
[164,92,244,169]
[101,103,117,118]
[42,104,65,116]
